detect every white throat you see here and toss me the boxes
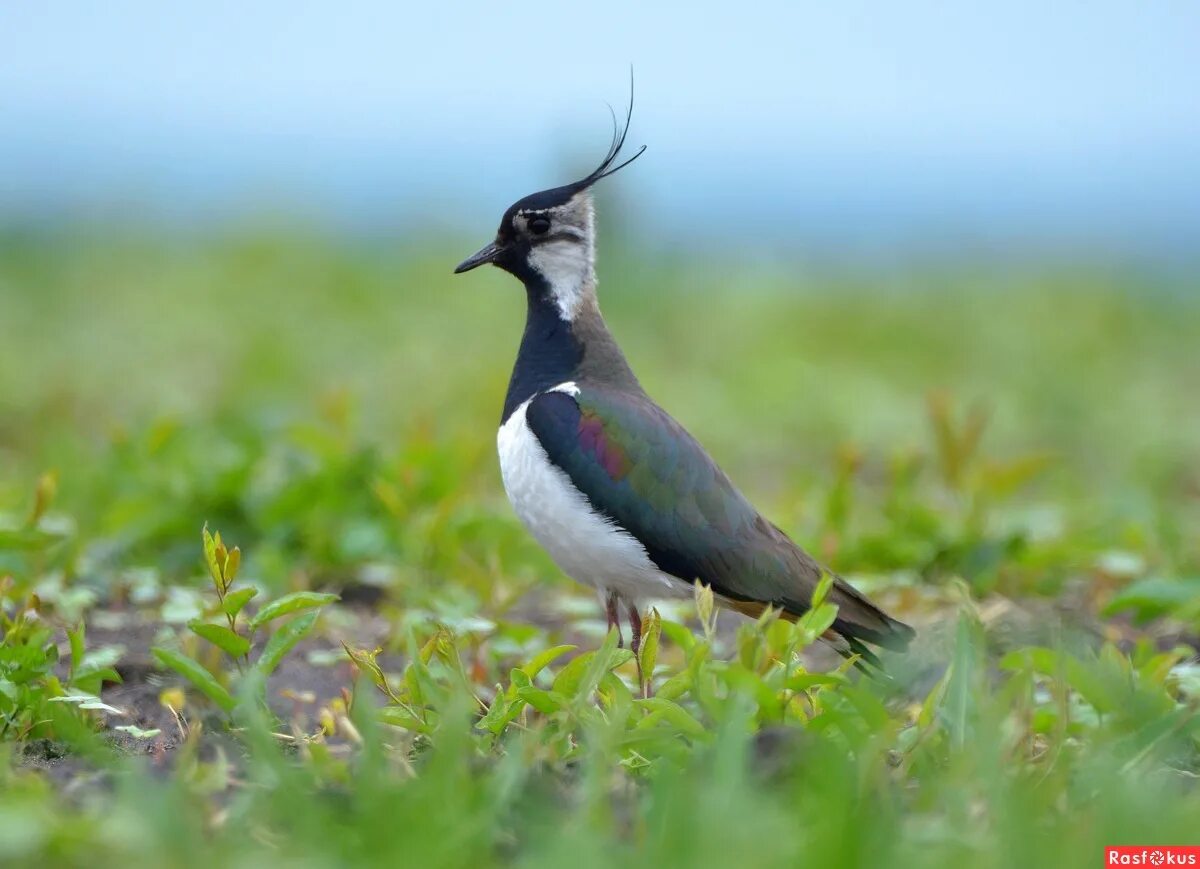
[529,240,595,321]
[527,193,597,321]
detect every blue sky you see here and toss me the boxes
[2,2,1198,255]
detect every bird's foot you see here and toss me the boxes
[605,591,624,649]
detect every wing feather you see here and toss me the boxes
[524,386,913,651]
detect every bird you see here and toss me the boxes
[453,86,913,687]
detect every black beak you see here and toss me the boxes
[454,240,504,274]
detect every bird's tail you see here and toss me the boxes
[823,574,915,654]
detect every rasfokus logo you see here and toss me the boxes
[1106,847,1200,866]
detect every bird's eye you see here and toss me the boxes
[528,216,551,236]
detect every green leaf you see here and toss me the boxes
[67,623,85,677]
[520,644,576,680]
[918,665,952,729]
[222,586,259,619]
[639,608,662,684]
[479,687,530,735]
[941,613,982,748]
[202,525,224,591]
[48,692,123,715]
[1000,646,1063,677]
[1062,651,1129,716]
[552,639,623,701]
[635,697,706,738]
[344,644,387,686]
[28,472,57,525]
[255,611,319,677]
[551,652,593,697]
[224,546,241,584]
[477,693,512,733]
[569,628,621,704]
[722,664,782,717]
[516,686,568,714]
[659,620,696,652]
[598,670,634,712]
[694,581,715,638]
[0,526,67,551]
[114,724,162,739]
[248,592,339,630]
[798,602,839,644]
[378,706,429,733]
[1103,576,1200,623]
[75,667,122,687]
[785,671,847,692]
[810,572,835,609]
[78,646,122,675]
[188,620,251,658]
[152,647,236,712]
[656,670,692,701]
[509,668,532,691]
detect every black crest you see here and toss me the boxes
[507,76,647,216]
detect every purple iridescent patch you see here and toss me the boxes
[579,410,632,481]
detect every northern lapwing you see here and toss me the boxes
[454,89,914,685]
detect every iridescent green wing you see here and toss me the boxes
[525,385,914,651]
[526,386,782,596]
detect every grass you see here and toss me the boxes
[1,221,1199,867]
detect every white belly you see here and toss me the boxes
[497,388,686,604]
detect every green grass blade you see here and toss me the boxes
[151,647,236,713]
[255,611,319,677]
[248,592,339,630]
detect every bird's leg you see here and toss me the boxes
[628,604,646,698]
[605,591,624,648]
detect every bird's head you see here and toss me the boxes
[454,88,644,321]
